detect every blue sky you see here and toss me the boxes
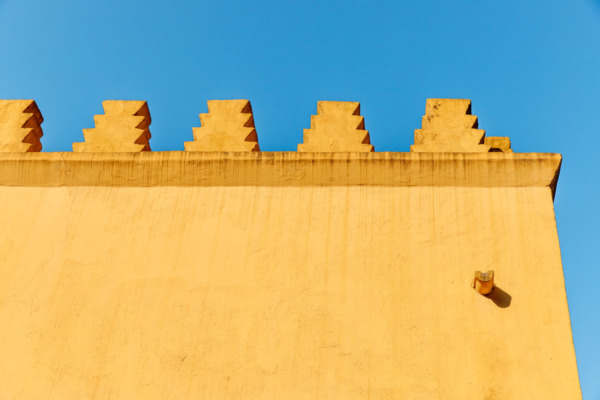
[1,0,599,397]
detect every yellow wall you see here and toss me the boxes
[0,152,580,399]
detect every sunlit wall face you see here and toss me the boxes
[0,0,599,398]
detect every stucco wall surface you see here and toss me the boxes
[0,152,580,399]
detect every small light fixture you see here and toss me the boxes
[473,270,494,295]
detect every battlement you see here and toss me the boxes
[0,98,555,196]
[0,99,513,153]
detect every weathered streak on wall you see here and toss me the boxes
[0,152,560,189]
[0,153,579,399]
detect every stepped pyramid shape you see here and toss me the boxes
[298,101,373,152]
[0,100,44,152]
[73,101,151,152]
[184,100,259,151]
[411,98,491,153]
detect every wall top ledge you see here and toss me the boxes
[0,151,561,193]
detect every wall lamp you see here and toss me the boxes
[473,270,495,295]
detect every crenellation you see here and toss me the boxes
[0,98,518,153]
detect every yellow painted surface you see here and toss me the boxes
[298,101,373,152]
[0,152,580,399]
[184,100,260,151]
[485,136,513,153]
[0,100,43,152]
[73,101,151,152]
[411,99,491,153]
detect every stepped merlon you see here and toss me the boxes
[298,101,373,152]
[411,98,491,153]
[73,100,151,152]
[185,100,259,151]
[0,100,44,152]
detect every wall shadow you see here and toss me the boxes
[485,286,512,308]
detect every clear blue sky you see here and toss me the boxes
[1,0,599,397]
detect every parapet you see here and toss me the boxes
[0,151,559,189]
[0,97,559,193]
[0,98,522,154]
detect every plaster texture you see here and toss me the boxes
[0,151,580,399]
